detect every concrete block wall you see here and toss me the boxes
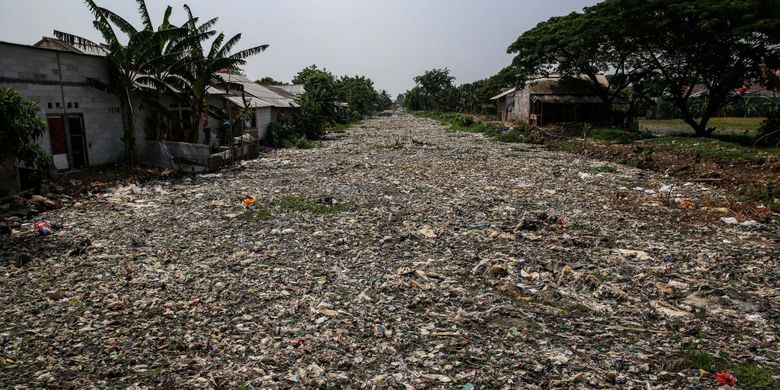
[0,42,125,169]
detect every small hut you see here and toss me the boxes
[491,74,611,126]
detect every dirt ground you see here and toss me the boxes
[561,138,780,219]
[1,113,778,389]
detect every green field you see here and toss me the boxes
[639,117,766,135]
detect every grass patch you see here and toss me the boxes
[549,139,584,154]
[645,136,768,162]
[589,127,651,144]
[736,180,780,211]
[293,137,315,149]
[640,117,766,132]
[593,164,618,173]
[682,346,780,390]
[251,196,350,219]
[327,122,357,134]
[270,136,314,149]
[254,207,272,219]
[277,195,349,214]
[412,111,526,143]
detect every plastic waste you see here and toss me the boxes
[242,195,257,207]
[714,371,737,385]
[34,220,51,236]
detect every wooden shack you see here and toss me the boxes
[491,74,611,126]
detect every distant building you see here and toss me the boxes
[491,74,611,126]
[215,73,303,140]
[650,82,779,119]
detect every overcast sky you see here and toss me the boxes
[0,0,597,97]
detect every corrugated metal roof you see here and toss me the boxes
[216,73,303,108]
[490,87,516,100]
[531,95,604,104]
[527,77,600,95]
[34,36,108,57]
[272,84,306,95]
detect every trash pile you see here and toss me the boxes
[0,113,777,388]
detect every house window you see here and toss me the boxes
[74,102,79,109]
[47,102,53,109]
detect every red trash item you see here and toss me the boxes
[715,371,737,385]
[242,196,256,207]
[34,221,52,236]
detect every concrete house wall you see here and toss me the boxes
[515,88,531,124]
[255,107,273,140]
[254,106,296,140]
[0,42,125,171]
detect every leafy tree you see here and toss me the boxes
[395,93,405,107]
[403,67,512,114]
[336,75,379,120]
[378,90,394,111]
[292,65,336,86]
[0,88,49,167]
[0,88,51,190]
[132,5,212,141]
[508,0,780,135]
[256,77,285,85]
[611,0,779,135]
[401,86,431,111]
[413,68,456,111]
[178,4,268,143]
[507,0,779,135]
[294,75,337,139]
[507,10,642,123]
[757,60,780,146]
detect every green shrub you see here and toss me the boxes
[266,122,298,148]
[757,112,780,147]
[413,111,528,143]
[265,123,314,149]
[0,87,52,189]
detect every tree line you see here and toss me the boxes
[399,68,510,116]
[264,65,392,148]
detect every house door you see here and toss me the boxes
[68,115,88,169]
[47,116,69,170]
[47,115,89,170]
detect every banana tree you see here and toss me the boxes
[82,0,186,166]
[136,6,215,141]
[179,4,268,143]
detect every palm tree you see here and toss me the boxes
[136,6,215,141]
[81,0,186,166]
[179,4,269,143]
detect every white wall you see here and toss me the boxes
[255,107,273,140]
